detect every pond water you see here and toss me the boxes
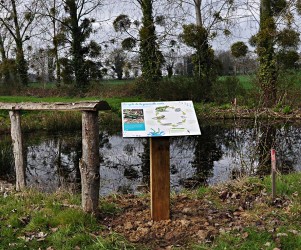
[1,120,301,195]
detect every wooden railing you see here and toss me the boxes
[0,101,110,214]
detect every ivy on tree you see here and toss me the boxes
[113,0,164,84]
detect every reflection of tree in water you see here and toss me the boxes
[0,136,14,179]
[257,122,301,176]
[3,121,301,194]
[139,138,150,186]
[24,131,113,192]
[123,143,139,180]
[25,133,82,190]
[54,134,82,190]
[257,123,277,175]
[218,123,259,178]
[186,125,223,188]
[99,132,144,194]
[275,125,301,174]
[56,131,112,190]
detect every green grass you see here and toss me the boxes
[236,75,256,90]
[28,82,57,89]
[194,228,277,250]
[0,95,141,110]
[102,79,135,85]
[262,172,301,197]
[218,75,255,90]
[0,189,137,249]
[27,79,135,89]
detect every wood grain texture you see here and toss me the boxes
[9,110,26,191]
[0,100,111,111]
[80,111,100,214]
[150,137,170,221]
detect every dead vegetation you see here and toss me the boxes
[100,177,300,249]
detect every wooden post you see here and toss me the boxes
[80,111,100,214]
[150,137,170,221]
[271,149,276,199]
[9,110,26,191]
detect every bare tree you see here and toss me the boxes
[38,0,65,83]
[48,0,103,88]
[0,26,10,83]
[0,0,40,85]
[168,0,236,100]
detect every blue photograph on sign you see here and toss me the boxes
[123,109,146,131]
[124,123,145,131]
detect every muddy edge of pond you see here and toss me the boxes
[196,107,301,120]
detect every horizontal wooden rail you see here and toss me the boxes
[0,100,111,111]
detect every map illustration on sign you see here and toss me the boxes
[122,101,201,137]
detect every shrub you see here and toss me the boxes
[276,70,301,108]
[134,77,160,99]
[135,76,212,102]
[212,76,246,104]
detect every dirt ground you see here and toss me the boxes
[100,181,288,249]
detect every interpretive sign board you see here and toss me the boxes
[121,101,201,137]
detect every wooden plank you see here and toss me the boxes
[0,100,111,111]
[150,137,170,221]
[80,111,100,214]
[9,110,26,191]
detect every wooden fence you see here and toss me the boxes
[0,101,110,214]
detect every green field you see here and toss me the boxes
[218,75,256,90]
[28,79,135,89]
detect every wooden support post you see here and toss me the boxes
[271,149,276,199]
[150,137,170,221]
[80,111,100,214]
[9,110,26,191]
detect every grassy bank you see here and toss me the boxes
[0,96,142,134]
[1,173,301,249]
[2,95,301,135]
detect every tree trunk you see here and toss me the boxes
[52,0,61,83]
[138,0,164,81]
[11,0,28,86]
[0,34,10,83]
[194,0,202,26]
[192,0,214,100]
[0,34,6,60]
[9,110,26,191]
[258,0,277,107]
[67,0,87,88]
[80,111,100,214]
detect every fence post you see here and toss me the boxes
[150,137,170,221]
[9,110,26,191]
[80,111,100,214]
[271,149,276,199]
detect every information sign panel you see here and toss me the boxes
[122,101,201,137]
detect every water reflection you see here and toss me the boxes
[0,135,14,179]
[257,123,277,175]
[0,120,301,195]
